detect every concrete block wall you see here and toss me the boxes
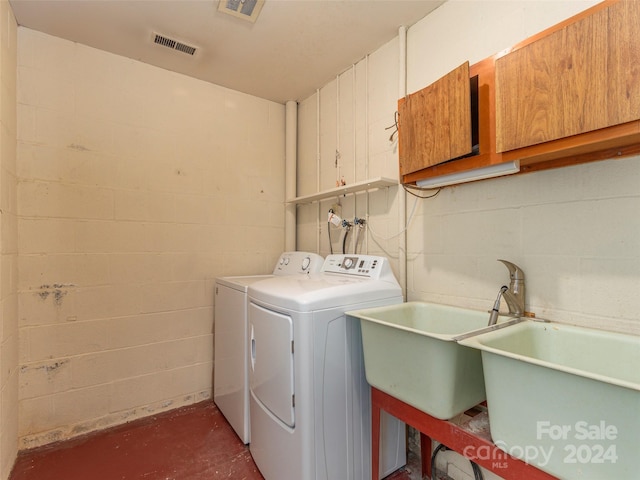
[16,28,285,449]
[0,0,18,477]
[405,155,640,334]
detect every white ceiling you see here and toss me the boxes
[10,0,444,104]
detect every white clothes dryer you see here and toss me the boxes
[214,251,324,443]
[248,254,406,480]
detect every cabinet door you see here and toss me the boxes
[607,0,640,127]
[495,6,609,153]
[398,62,471,176]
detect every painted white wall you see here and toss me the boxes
[296,37,403,276]
[0,1,18,477]
[16,28,285,449]
[299,0,640,336]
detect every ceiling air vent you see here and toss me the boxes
[153,33,197,56]
[218,0,265,23]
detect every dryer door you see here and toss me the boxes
[249,302,295,427]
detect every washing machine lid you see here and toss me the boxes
[249,255,401,311]
[216,275,274,292]
[248,274,401,312]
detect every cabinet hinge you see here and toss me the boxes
[291,340,294,354]
[292,394,295,408]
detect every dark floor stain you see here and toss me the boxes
[10,401,415,480]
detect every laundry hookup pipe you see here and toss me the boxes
[398,25,408,300]
[285,100,297,251]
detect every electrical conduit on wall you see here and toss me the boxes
[285,100,297,251]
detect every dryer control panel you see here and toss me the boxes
[321,254,394,280]
[272,251,324,276]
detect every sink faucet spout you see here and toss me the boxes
[488,285,508,326]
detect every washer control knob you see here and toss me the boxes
[301,256,311,271]
[343,257,354,269]
[279,257,285,265]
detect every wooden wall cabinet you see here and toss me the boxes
[398,62,472,177]
[496,5,610,152]
[400,57,505,186]
[400,0,640,186]
[496,0,640,171]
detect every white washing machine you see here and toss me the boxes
[214,251,324,444]
[248,254,406,480]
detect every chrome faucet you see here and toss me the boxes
[488,260,525,325]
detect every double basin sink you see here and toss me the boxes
[347,302,640,479]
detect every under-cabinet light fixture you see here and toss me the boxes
[415,160,520,189]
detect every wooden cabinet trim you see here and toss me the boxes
[504,119,640,170]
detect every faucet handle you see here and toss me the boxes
[498,259,525,282]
